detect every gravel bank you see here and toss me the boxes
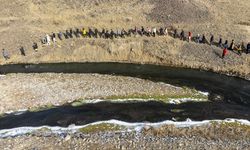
[0,132,249,150]
[0,73,199,114]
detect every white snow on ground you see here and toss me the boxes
[198,91,209,96]
[169,98,207,104]
[4,109,28,115]
[0,119,249,138]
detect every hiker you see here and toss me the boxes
[105,30,110,39]
[46,34,51,45]
[19,47,26,56]
[51,32,56,43]
[224,40,229,49]
[2,49,10,60]
[121,28,126,38]
[164,27,168,36]
[235,43,243,56]
[32,42,38,51]
[69,28,73,38]
[152,27,157,37]
[88,28,94,38]
[174,29,178,38]
[141,26,145,36]
[65,30,71,38]
[239,42,246,53]
[64,30,69,39]
[247,42,250,54]
[75,28,81,38]
[210,34,214,45]
[222,48,228,59]
[201,34,206,44]
[196,34,200,43]
[82,28,87,37]
[94,28,99,38]
[110,29,115,39]
[146,27,151,36]
[159,27,164,36]
[58,32,63,40]
[41,37,47,44]
[229,39,235,50]
[180,30,185,40]
[134,26,138,35]
[218,37,223,47]
[188,32,192,42]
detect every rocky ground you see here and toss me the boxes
[0,130,249,150]
[0,73,203,114]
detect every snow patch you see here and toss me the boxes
[169,98,206,104]
[0,119,249,138]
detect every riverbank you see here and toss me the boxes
[1,37,250,80]
[0,0,249,80]
[0,73,205,114]
[0,120,249,150]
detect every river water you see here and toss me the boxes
[0,62,249,130]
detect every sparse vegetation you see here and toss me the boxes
[79,123,126,133]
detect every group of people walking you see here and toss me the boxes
[2,26,250,60]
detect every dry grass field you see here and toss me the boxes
[0,0,249,78]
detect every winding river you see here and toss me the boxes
[0,62,249,130]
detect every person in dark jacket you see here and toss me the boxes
[218,37,223,47]
[210,34,214,45]
[141,26,145,36]
[32,42,38,52]
[174,29,178,38]
[247,42,250,54]
[201,34,206,44]
[180,30,185,40]
[19,47,26,56]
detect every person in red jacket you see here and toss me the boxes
[222,48,228,59]
[188,32,192,42]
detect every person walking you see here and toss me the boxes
[152,27,157,37]
[201,34,206,44]
[210,34,214,45]
[164,27,168,36]
[2,49,10,60]
[52,32,56,43]
[224,40,229,49]
[247,42,250,54]
[58,32,63,40]
[19,47,26,56]
[229,39,235,50]
[222,48,228,59]
[218,37,223,48]
[188,31,192,42]
[33,42,38,52]
[180,30,185,40]
[174,29,178,38]
[46,34,51,45]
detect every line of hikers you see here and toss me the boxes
[2,26,250,60]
